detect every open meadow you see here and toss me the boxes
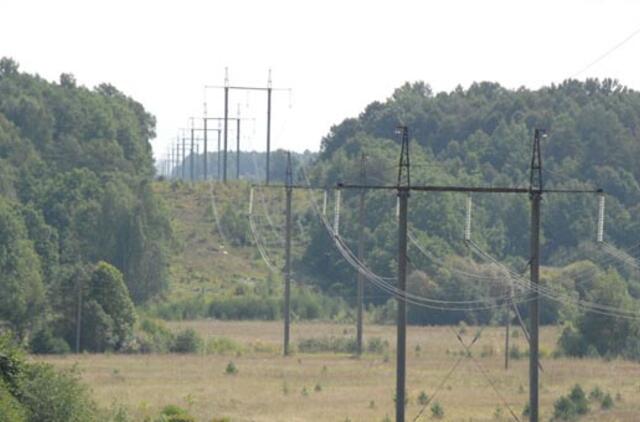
[37,321,640,421]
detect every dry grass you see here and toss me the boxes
[39,321,640,421]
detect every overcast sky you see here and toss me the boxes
[3,0,640,162]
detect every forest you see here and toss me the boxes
[0,57,172,352]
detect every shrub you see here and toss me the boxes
[225,361,238,375]
[0,380,27,422]
[157,404,195,422]
[18,363,98,421]
[171,329,203,353]
[206,337,244,355]
[431,402,444,419]
[367,337,389,354]
[588,386,604,402]
[297,336,357,354]
[552,384,589,420]
[29,328,71,355]
[601,393,614,409]
[417,391,429,405]
[569,384,589,415]
[137,318,175,353]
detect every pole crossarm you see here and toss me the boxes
[205,85,291,92]
[337,183,603,195]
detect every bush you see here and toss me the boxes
[29,328,71,355]
[171,329,203,353]
[137,319,175,353]
[157,404,195,422]
[206,337,244,355]
[417,391,429,406]
[297,336,357,354]
[225,361,238,375]
[431,402,444,419]
[18,363,98,421]
[0,380,27,422]
[552,384,589,420]
[366,337,389,354]
[601,393,614,409]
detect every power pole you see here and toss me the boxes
[205,69,289,184]
[203,117,208,180]
[223,69,229,183]
[356,153,367,355]
[396,126,410,422]
[266,70,273,184]
[528,128,544,422]
[181,135,186,180]
[75,275,82,353]
[505,295,511,370]
[283,152,293,356]
[237,106,241,180]
[190,125,195,182]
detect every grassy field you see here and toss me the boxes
[39,320,640,421]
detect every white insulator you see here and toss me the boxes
[465,194,472,241]
[396,197,400,219]
[334,189,341,235]
[249,187,254,215]
[597,194,605,243]
[322,190,328,216]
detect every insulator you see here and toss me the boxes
[396,197,400,219]
[334,189,341,235]
[465,194,472,241]
[249,187,254,215]
[322,190,328,215]
[597,194,605,243]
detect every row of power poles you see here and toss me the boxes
[158,69,290,184]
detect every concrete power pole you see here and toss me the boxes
[283,152,293,356]
[396,126,410,422]
[356,153,367,355]
[528,128,544,422]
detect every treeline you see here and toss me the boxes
[0,58,171,351]
[294,79,640,347]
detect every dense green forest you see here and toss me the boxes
[0,58,171,351]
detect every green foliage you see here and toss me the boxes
[552,384,589,420]
[417,391,429,406]
[297,336,357,354]
[29,327,71,355]
[156,405,195,422]
[601,393,614,409]
[225,361,238,375]
[302,78,640,327]
[0,58,171,339]
[136,318,175,353]
[171,328,203,353]
[430,401,444,419]
[1,333,97,421]
[558,269,640,359]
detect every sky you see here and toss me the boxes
[2,0,640,164]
